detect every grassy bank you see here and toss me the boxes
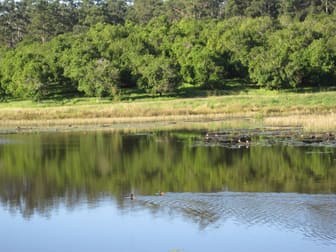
[0,90,336,132]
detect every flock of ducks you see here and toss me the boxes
[205,132,251,145]
[204,132,336,145]
[301,133,335,143]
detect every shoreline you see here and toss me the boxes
[0,114,252,134]
[0,112,335,135]
[1,92,336,134]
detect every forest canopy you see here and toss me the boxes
[0,0,336,100]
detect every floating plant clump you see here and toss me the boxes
[195,127,336,148]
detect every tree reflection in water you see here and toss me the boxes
[0,130,335,241]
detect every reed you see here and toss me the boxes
[264,113,336,131]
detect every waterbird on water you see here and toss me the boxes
[125,193,136,200]
[238,136,251,144]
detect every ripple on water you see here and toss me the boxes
[128,192,336,243]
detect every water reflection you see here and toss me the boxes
[0,131,336,246]
[125,192,336,243]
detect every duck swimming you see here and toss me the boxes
[125,193,136,200]
[238,136,251,144]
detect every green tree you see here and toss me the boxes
[105,0,128,24]
[224,0,249,17]
[128,0,164,24]
[59,26,123,98]
[308,0,336,14]
[321,0,336,13]
[0,0,30,47]
[28,0,77,43]
[278,0,312,19]
[248,21,326,89]
[76,0,106,31]
[59,32,97,94]
[245,0,280,18]
[1,46,53,100]
[0,46,5,99]
[42,33,81,98]
[137,55,181,94]
[217,16,275,79]
[78,58,120,97]
[162,0,188,21]
[180,0,224,19]
[304,38,336,86]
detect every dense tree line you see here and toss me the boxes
[0,0,336,100]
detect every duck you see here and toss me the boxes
[326,132,335,141]
[156,191,165,196]
[238,136,251,144]
[205,132,219,140]
[302,135,323,144]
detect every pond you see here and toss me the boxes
[0,129,335,252]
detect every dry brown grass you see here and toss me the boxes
[264,113,336,131]
[1,92,336,132]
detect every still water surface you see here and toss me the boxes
[0,130,335,251]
